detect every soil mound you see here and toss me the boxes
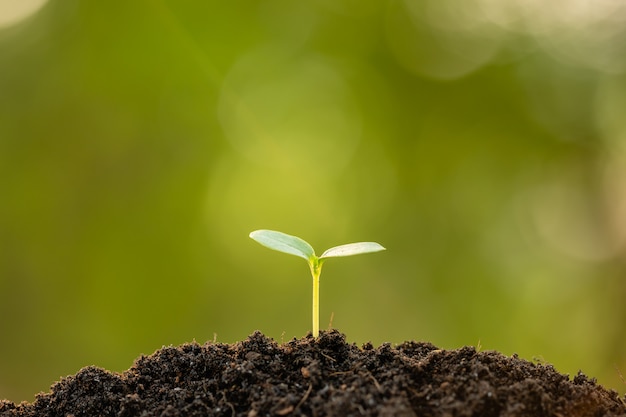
[1,330,624,416]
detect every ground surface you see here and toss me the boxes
[1,330,625,417]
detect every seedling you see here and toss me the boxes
[249,229,386,338]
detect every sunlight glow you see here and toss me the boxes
[0,0,49,29]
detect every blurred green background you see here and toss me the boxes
[2,0,626,402]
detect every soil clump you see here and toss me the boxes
[1,330,624,416]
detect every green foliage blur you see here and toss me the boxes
[2,0,626,402]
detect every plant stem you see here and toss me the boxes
[309,259,323,338]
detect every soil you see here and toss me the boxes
[1,330,625,417]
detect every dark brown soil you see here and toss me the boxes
[1,330,625,417]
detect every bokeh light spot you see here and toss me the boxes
[218,46,362,177]
[482,0,626,73]
[0,0,48,29]
[385,0,503,80]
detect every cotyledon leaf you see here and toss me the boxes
[320,242,386,259]
[249,230,316,261]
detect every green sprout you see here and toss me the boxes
[249,229,386,338]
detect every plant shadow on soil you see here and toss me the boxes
[1,330,625,417]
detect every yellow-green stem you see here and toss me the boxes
[310,260,323,338]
